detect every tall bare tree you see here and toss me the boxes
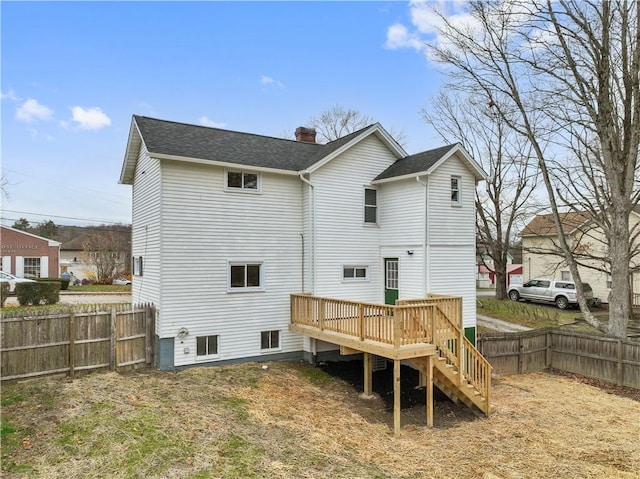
[422,91,540,299]
[307,104,408,146]
[427,0,640,337]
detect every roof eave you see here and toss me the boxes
[119,117,144,185]
[151,152,301,176]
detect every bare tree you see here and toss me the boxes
[427,0,639,337]
[422,91,541,299]
[307,104,408,146]
[82,229,129,284]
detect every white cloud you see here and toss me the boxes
[385,23,424,50]
[1,89,21,102]
[16,98,53,122]
[69,106,111,130]
[385,1,481,56]
[199,116,226,128]
[260,75,285,88]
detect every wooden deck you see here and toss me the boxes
[290,293,493,434]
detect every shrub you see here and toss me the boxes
[16,282,60,306]
[0,282,10,307]
[37,277,70,290]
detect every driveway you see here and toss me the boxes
[477,314,532,332]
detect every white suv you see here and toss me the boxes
[508,278,594,310]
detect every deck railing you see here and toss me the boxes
[291,293,492,412]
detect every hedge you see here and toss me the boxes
[16,282,60,306]
[0,282,9,307]
[37,277,70,290]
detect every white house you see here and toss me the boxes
[120,116,486,370]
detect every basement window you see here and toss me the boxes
[260,330,280,351]
[196,335,219,357]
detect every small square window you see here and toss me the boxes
[451,176,461,205]
[261,330,279,350]
[561,271,571,281]
[196,335,219,356]
[133,256,143,276]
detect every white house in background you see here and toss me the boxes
[120,116,486,370]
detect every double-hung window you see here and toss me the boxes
[226,170,259,191]
[451,176,461,205]
[364,188,377,224]
[228,261,264,292]
[23,257,41,278]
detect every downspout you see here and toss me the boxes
[416,176,429,294]
[299,173,315,293]
[299,173,317,359]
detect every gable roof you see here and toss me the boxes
[0,226,61,247]
[372,143,486,183]
[520,211,593,237]
[120,115,484,185]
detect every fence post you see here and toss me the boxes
[546,331,552,368]
[110,307,117,371]
[518,336,524,374]
[145,304,155,365]
[617,339,623,386]
[69,312,75,379]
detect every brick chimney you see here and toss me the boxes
[295,126,317,143]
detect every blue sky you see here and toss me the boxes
[1,1,452,228]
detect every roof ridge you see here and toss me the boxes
[133,115,321,147]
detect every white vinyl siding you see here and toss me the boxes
[159,161,303,366]
[426,154,478,330]
[311,135,397,302]
[131,145,162,306]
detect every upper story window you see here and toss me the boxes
[451,176,461,205]
[364,188,377,224]
[226,170,260,191]
[228,261,264,292]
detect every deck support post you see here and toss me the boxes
[426,355,433,428]
[363,352,372,396]
[393,359,401,436]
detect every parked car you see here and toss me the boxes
[0,271,36,293]
[508,278,594,309]
[112,277,132,286]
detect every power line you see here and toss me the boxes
[2,210,130,225]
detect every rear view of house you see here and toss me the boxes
[120,116,486,369]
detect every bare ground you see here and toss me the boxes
[1,362,638,478]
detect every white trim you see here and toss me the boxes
[152,153,300,177]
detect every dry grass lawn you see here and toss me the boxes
[1,362,639,478]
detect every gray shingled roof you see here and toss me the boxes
[134,116,374,172]
[374,144,459,181]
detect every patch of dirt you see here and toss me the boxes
[318,360,478,429]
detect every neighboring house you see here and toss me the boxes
[477,263,523,288]
[60,234,94,281]
[120,116,486,370]
[0,226,61,278]
[60,232,130,282]
[521,211,640,303]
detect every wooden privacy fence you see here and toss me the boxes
[1,304,156,381]
[477,328,640,389]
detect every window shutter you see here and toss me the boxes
[2,256,11,274]
[15,256,24,277]
[40,256,49,278]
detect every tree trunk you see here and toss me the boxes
[494,269,508,300]
[608,209,631,338]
